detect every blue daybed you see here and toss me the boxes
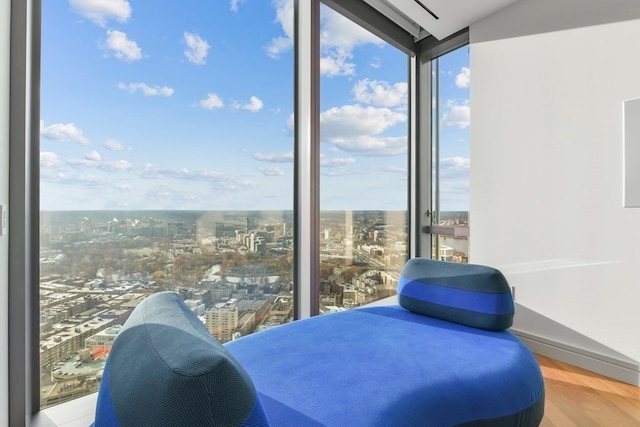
[92,258,545,426]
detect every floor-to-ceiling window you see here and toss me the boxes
[8,0,472,421]
[39,0,293,408]
[318,5,408,311]
[430,46,470,263]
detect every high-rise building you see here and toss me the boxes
[205,301,239,343]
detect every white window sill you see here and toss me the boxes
[33,393,98,427]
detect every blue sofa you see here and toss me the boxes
[93,258,545,426]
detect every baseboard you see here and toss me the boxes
[512,329,640,387]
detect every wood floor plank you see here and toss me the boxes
[535,354,640,427]
[539,397,578,427]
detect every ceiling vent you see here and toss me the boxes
[363,0,522,40]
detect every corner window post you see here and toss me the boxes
[293,0,320,319]
[9,0,42,423]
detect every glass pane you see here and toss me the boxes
[39,1,293,407]
[319,6,409,312]
[432,46,470,263]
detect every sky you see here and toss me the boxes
[40,0,470,212]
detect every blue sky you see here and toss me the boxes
[40,0,469,212]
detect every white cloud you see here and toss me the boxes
[40,152,62,168]
[70,0,131,27]
[439,157,470,209]
[321,9,382,51]
[100,30,142,62]
[371,165,407,175]
[95,160,134,171]
[134,164,251,190]
[353,79,407,108]
[199,93,224,109]
[321,157,355,167]
[137,172,255,194]
[321,169,352,177]
[259,166,285,176]
[266,36,292,59]
[254,153,358,165]
[41,121,90,145]
[184,32,210,65]
[109,160,134,170]
[40,169,66,182]
[118,82,174,97]
[76,175,110,186]
[441,156,470,173]
[321,104,405,139]
[265,0,294,58]
[104,139,132,151]
[456,67,471,88]
[66,154,133,172]
[253,152,294,163]
[68,152,101,167]
[60,153,253,192]
[319,8,384,76]
[442,101,470,128]
[233,96,264,112]
[85,151,102,162]
[40,171,109,186]
[42,151,260,209]
[245,96,264,112]
[116,183,134,191]
[320,104,407,156]
[266,1,383,76]
[320,49,356,77]
[230,0,245,12]
[326,135,407,156]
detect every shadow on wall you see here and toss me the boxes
[512,303,640,385]
[472,0,640,43]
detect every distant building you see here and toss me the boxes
[342,285,366,306]
[205,301,239,343]
[184,298,206,316]
[210,283,235,302]
[85,325,122,350]
[438,245,454,262]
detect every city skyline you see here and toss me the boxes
[38,206,467,407]
[40,0,470,212]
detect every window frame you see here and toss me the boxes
[9,0,41,423]
[415,30,470,259]
[7,0,468,423]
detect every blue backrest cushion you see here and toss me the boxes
[398,258,514,331]
[93,292,269,427]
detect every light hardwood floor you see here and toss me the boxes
[536,354,640,427]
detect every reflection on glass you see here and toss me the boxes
[318,6,409,312]
[431,46,470,263]
[39,1,292,407]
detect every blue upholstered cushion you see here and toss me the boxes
[226,305,545,427]
[398,258,515,331]
[93,292,269,427]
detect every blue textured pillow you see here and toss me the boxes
[93,292,269,427]
[398,258,514,331]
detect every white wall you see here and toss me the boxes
[470,0,640,381]
[0,1,10,424]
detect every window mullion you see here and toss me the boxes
[414,49,435,258]
[9,0,42,422]
[293,0,320,319]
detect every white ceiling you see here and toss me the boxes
[363,0,522,40]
